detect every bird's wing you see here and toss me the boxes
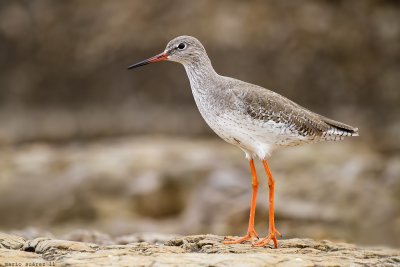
[229,81,358,138]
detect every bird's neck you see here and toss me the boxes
[183,57,219,95]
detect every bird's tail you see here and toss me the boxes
[321,117,359,141]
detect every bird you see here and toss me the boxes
[128,36,359,248]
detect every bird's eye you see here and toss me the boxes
[177,43,186,50]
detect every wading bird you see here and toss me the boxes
[128,36,358,248]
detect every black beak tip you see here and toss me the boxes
[127,52,168,70]
[127,60,149,70]
[127,63,140,70]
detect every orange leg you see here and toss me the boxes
[223,159,259,244]
[253,160,282,248]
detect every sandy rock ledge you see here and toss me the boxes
[0,232,399,267]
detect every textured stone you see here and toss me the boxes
[0,233,25,250]
[0,233,399,267]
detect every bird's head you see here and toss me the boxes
[128,35,207,69]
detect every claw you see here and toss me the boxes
[275,229,282,237]
[222,230,259,245]
[252,228,281,248]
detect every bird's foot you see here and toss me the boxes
[222,229,259,245]
[252,228,282,248]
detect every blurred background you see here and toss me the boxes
[0,0,399,247]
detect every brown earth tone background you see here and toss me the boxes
[0,0,399,248]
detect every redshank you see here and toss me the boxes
[128,36,358,248]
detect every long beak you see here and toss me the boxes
[127,52,169,70]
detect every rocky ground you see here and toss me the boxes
[1,232,399,267]
[0,136,399,248]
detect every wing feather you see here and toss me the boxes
[230,81,358,139]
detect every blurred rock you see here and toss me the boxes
[115,232,181,245]
[10,227,54,240]
[130,171,186,218]
[61,229,113,246]
[0,136,398,247]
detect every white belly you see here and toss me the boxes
[204,112,312,160]
[191,89,312,160]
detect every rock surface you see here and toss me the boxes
[0,232,399,267]
[1,137,399,247]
